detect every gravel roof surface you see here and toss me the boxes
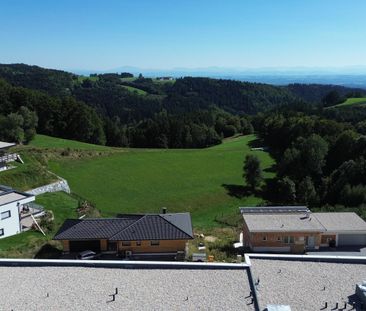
[0,266,254,311]
[250,259,366,311]
[314,212,366,232]
[243,213,325,232]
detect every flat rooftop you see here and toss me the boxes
[314,212,366,232]
[0,266,254,310]
[250,258,366,311]
[0,141,16,149]
[243,213,325,232]
[0,191,33,206]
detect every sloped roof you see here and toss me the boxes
[110,213,193,240]
[54,213,193,241]
[314,212,366,232]
[243,213,325,232]
[53,218,138,240]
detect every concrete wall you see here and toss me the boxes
[27,179,70,196]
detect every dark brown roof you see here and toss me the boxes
[53,213,193,241]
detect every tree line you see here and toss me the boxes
[243,105,366,213]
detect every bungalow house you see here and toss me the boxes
[0,185,36,239]
[54,211,194,259]
[240,206,366,253]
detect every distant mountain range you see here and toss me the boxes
[68,66,366,89]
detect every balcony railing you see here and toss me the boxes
[20,202,45,219]
[0,153,18,163]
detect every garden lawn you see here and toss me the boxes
[49,135,275,228]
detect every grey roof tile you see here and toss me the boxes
[54,213,193,241]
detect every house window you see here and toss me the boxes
[262,236,267,241]
[136,241,142,246]
[1,210,11,220]
[0,228,4,236]
[284,236,294,244]
[151,240,160,246]
[107,241,117,251]
[122,241,131,246]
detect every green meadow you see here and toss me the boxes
[333,97,366,108]
[48,135,274,228]
[120,85,148,95]
[29,134,112,150]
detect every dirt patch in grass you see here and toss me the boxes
[204,236,218,242]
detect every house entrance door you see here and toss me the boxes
[307,236,315,248]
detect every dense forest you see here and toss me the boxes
[0,63,365,151]
[249,101,366,213]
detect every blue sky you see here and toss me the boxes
[1,0,365,71]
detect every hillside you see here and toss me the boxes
[0,63,75,96]
[29,134,112,150]
[2,63,365,150]
[44,134,274,228]
[0,134,274,258]
[286,83,366,104]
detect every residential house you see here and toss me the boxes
[54,211,194,259]
[0,186,36,239]
[240,206,366,253]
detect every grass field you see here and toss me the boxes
[333,97,366,108]
[29,134,112,150]
[121,85,147,95]
[49,135,274,228]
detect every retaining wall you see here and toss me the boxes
[27,179,71,196]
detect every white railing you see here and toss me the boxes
[0,153,17,163]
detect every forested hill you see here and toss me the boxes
[163,77,299,115]
[286,83,366,104]
[0,63,364,149]
[0,63,75,97]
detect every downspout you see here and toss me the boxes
[17,202,21,233]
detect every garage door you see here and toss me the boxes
[338,234,366,246]
[69,240,101,252]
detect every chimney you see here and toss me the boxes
[162,207,167,214]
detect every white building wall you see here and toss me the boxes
[0,196,34,239]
